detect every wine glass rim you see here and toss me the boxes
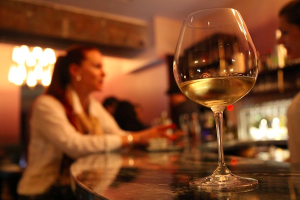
[184,8,241,29]
[187,7,239,17]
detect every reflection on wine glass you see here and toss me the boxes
[173,8,259,190]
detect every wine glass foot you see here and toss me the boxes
[189,173,258,191]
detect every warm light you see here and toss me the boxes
[41,70,52,86]
[8,65,18,83]
[20,45,30,54]
[33,65,43,80]
[18,64,27,81]
[26,52,37,67]
[44,48,56,64]
[12,47,20,63]
[276,29,282,39]
[19,45,30,64]
[27,71,37,87]
[38,54,48,66]
[231,158,237,165]
[8,45,56,87]
[227,105,233,111]
[14,77,24,86]
[14,68,25,86]
[128,158,134,166]
[32,47,43,58]
[12,46,26,65]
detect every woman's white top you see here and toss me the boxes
[17,92,126,195]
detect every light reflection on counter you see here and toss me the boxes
[70,149,300,200]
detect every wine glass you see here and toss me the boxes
[173,8,258,190]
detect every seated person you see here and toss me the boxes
[17,45,175,199]
[103,96,119,116]
[114,100,148,131]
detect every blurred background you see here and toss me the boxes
[0,0,295,172]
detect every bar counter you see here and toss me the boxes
[70,147,300,199]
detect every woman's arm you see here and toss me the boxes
[31,95,123,159]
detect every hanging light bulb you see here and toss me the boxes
[26,52,37,67]
[18,64,27,82]
[43,48,56,64]
[19,45,30,65]
[14,66,25,86]
[27,71,37,87]
[33,64,43,80]
[9,45,56,87]
[12,47,20,64]
[8,64,18,83]
[38,49,49,67]
[14,77,24,86]
[41,70,52,86]
[32,47,43,59]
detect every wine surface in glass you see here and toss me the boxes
[179,76,255,108]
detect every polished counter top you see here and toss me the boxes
[70,147,300,200]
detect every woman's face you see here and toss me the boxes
[78,49,105,92]
[278,16,300,59]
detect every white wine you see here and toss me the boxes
[179,76,255,108]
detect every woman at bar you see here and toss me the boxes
[277,0,300,163]
[17,45,174,199]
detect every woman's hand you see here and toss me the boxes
[130,124,182,146]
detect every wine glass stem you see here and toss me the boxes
[213,110,225,167]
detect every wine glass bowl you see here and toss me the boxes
[173,8,258,190]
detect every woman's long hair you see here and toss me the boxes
[46,45,98,100]
[45,44,99,128]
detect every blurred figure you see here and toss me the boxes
[17,45,174,199]
[103,96,119,116]
[166,84,200,127]
[134,103,145,124]
[277,1,300,60]
[167,84,217,142]
[278,0,300,163]
[114,101,148,131]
